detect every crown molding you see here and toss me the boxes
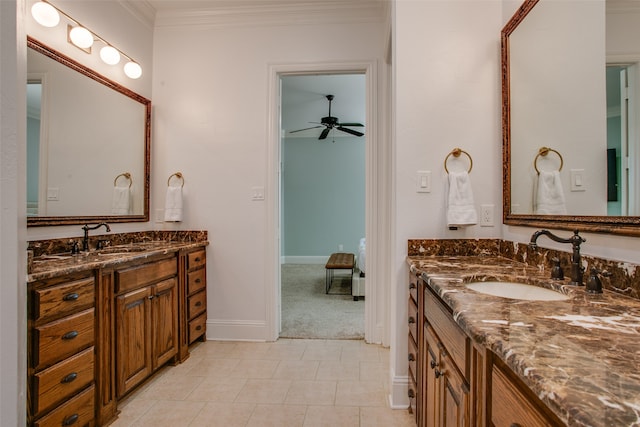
[118,1,156,30]
[150,1,387,29]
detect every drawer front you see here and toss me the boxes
[425,289,468,377]
[491,364,550,427]
[408,378,417,420]
[34,384,94,427]
[188,290,206,319]
[115,257,177,293]
[187,268,206,295]
[34,308,94,370]
[187,249,206,271]
[408,297,418,341]
[409,273,418,304]
[33,347,94,415]
[189,312,206,344]
[33,276,95,323]
[408,332,418,382]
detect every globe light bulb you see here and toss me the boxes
[124,61,142,79]
[100,46,121,65]
[69,26,94,49]
[31,2,60,27]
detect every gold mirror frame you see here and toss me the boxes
[27,37,150,227]
[502,0,640,237]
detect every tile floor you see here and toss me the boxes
[111,339,415,427]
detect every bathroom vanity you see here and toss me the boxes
[26,232,208,426]
[407,239,640,427]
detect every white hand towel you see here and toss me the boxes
[447,171,477,227]
[111,186,131,215]
[534,170,566,215]
[164,185,183,222]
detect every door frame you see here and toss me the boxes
[266,60,383,343]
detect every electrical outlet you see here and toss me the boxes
[480,204,494,227]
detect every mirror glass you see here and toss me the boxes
[502,0,640,236]
[26,37,150,226]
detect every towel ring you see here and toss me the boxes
[167,172,185,188]
[534,146,563,175]
[444,148,473,174]
[113,172,132,188]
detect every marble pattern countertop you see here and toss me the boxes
[28,240,208,283]
[407,255,640,427]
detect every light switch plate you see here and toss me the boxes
[416,171,431,193]
[251,186,265,201]
[570,169,586,192]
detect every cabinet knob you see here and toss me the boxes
[195,278,202,284]
[195,257,201,262]
[510,424,522,427]
[408,389,415,398]
[61,331,78,340]
[434,369,443,379]
[408,316,415,324]
[408,353,415,362]
[61,372,78,383]
[409,283,416,290]
[62,414,79,425]
[195,301,202,307]
[62,293,79,301]
[195,325,202,331]
[430,360,437,369]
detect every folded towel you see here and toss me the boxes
[534,170,566,215]
[111,186,131,215]
[164,185,183,222]
[446,171,477,227]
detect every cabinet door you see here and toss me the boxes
[440,353,470,427]
[424,325,440,427]
[116,286,152,398]
[152,278,178,369]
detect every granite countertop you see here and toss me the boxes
[407,255,640,427]
[28,240,208,283]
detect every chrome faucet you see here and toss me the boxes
[529,229,586,286]
[82,222,111,251]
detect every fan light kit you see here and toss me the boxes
[290,95,365,140]
[30,0,142,79]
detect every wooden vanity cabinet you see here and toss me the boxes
[28,272,97,426]
[114,256,178,398]
[408,270,423,423]
[178,248,207,361]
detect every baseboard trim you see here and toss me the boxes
[389,373,410,409]
[205,319,269,342]
[282,256,328,264]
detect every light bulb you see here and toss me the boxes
[31,2,60,27]
[69,26,93,49]
[124,61,142,79]
[100,46,121,65]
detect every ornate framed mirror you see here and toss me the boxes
[502,0,640,236]
[27,37,150,226]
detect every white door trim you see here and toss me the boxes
[266,60,383,343]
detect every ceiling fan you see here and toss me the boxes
[289,94,364,140]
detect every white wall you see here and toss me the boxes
[152,18,386,340]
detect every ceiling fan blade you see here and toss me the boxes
[337,123,364,127]
[289,125,323,133]
[337,126,364,137]
[319,128,330,140]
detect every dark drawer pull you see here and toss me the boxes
[194,257,201,262]
[61,372,78,383]
[430,360,437,369]
[434,369,443,379]
[510,424,522,427]
[409,283,416,289]
[408,353,415,362]
[195,301,202,307]
[61,331,78,340]
[195,278,202,284]
[408,316,415,324]
[195,325,202,331]
[63,414,79,426]
[408,389,415,398]
[62,293,79,301]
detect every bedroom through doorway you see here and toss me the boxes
[279,73,366,339]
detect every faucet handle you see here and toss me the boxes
[550,257,564,280]
[586,268,611,294]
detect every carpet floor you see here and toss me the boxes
[280,264,364,340]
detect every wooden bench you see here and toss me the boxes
[325,253,355,296]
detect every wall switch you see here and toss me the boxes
[480,204,494,227]
[416,171,431,193]
[338,244,344,251]
[570,169,586,192]
[251,186,265,201]
[47,187,59,201]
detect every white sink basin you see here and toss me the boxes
[465,281,570,301]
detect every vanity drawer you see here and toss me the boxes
[33,277,95,322]
[187,249,206,271]
[34,308,94,370]
[409,272,419,304]
[425,289,469,377]
[408,332,418,381]
[34,384,94,427]
[32,346,94,415]
[408,297,418,341]
[115,257,177,293]
[189,312,206,343]
[187,268,206,295]
[188,291,206,319]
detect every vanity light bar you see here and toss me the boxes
[31,0,143,79]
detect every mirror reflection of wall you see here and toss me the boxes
[27,80,43,216]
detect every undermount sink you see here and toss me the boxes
[465,281,570,301]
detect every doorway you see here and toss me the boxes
[279,74,366,339]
